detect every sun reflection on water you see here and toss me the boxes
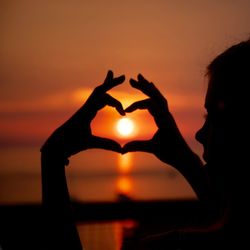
[117,154,132,174]
[116,154,133,200]
[117,176,132,195]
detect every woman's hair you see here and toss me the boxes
[207,38,250,77]
[206,38,250,104]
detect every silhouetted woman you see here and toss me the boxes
[41,38,250,249]
[123,39,250,249]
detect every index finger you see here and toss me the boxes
[99,70,126,92]
[104,94,125,116]
[129,74,164,100]
[122,140,153,154]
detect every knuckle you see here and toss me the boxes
[94,85,103,93]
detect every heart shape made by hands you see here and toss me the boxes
[91,106,157,146]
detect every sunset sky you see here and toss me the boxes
[0,0,250,180]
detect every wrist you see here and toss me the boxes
[41,150,69,166]
[177,150,203,169]
[41,129,70,166]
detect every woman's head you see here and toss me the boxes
[206,39,250,106]
[196,39,250,164]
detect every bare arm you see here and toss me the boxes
[41,70,125,249]
[41,154,82,249]
[122,74,211,202]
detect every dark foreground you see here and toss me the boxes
[0,199,209,249]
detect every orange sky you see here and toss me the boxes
[0,0,250,174]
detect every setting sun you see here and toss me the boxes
[116,118,135,137]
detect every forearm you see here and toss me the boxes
[175,150,211,203]
[41,153,82,249]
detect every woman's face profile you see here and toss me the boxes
[195,77,226,163]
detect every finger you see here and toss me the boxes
[103,70,113,84]
[89,136,122,153]
[90,71,125,108]
[130,74,163,100]
[130,77,155,98]
[104,94,125,115]
[138,73,150,84]
[104,74,125,91]
[102,70,125,91]
[122,140,153,154]
[125,99,151,113]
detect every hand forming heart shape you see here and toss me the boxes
[41,70,190,169]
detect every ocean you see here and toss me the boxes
[0,146,196,204]
[0,146,199,250]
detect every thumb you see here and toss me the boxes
[89,135,122,153]
[122,140,153,154]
